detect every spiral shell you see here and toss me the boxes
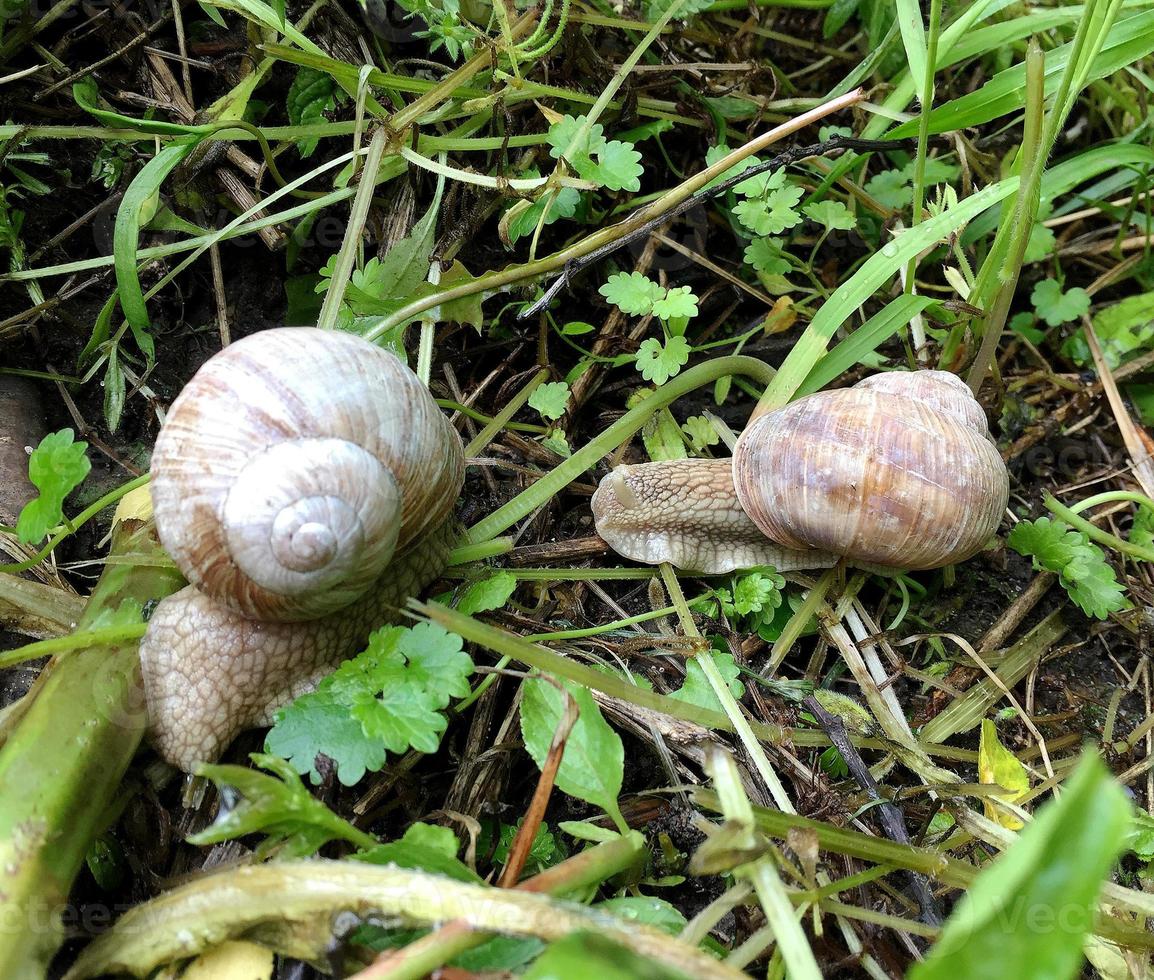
[732,371,1008,570]
[150,328,463,621]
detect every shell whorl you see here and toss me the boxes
[733,370,1009,570]
[150,328,464,622]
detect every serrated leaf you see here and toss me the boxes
[286,67,337,159]
[635,335,691,386]
[804,199,856,231]
[521,676,624,825]
[681,415,720,452]
[1031,279,1090,327]
[1007,517,1126,619]
[651,285,698,322]
[266,623,472,785]
[733,185,804,235]
[503,186,581,246]
[528,380,570,422]
[599,271,664,316]
[744,237,791,275]
[16,429,91,544]
[670,653,744,713]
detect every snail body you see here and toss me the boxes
[141,328,464,771]
[593,371,1009,574]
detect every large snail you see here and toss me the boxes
[140,328,464,771]
[593,371,1010,574]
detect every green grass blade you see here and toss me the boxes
[795,294,937,397]
[888,9,1154,137]
[757,176,1017,410]
[112,141,199,337]
[909,752,1130,980]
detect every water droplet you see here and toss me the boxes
[882,243,898,258]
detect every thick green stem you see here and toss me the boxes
[0,518,184,977]
[65,852,746,980]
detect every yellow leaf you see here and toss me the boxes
[111,484,153,528]
[181,941,273,980]
[535,101,564,126]
[978,719,1029,830]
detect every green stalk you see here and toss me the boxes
[903,0,941,297]
[963,38,1046,391]
[0,518,184,976]
[1044,493,1154,564]
[359,833,645,980]
[66,850,746,980]
[463,355,775,544]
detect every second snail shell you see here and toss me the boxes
[149,328,463,622]
[733,370,1009,570]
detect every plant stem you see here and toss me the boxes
[464,355,775,544]
[1044,493,1154,564]
[0,517,184,976]
[67,854,747,980]
[355,832,641,979]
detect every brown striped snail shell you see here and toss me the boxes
[142,327,465,770]
[150,327,463,621]
[732,370,1009,570]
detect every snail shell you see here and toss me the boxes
[150,328,463,621]
[732,370,1008,570]
[142,327,465,770]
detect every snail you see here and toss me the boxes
[592,370,1009,574]
[139,328,464,772]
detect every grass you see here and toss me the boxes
[2,0,1154,977]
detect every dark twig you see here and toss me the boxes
[519,135,915,320]
[803,694,942,928]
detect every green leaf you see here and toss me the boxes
[864,168,912,209]
[644,0,713,21]
[113,141,198,337]
[670,653,744,713]
[546,115,643,192]
[456,570,518,615]
[1031,280,1090,327]
[1063,291,1154,369]
[521,676,624,826]
[909,752,1130,980]
[600,271,664,316]
[265,693,385,785]
[16,429,91,545]
[266,623,473,785]
[889,10,1154,138]
[635,336,691,386]
[525,931,694,980]
[804,199,856,231]
[893,0,927,90]
[681,415,720,452]
[596,897,686,935]
[356,823,482,883]
[760,176,1016,408]
[190,754,371,858]
[733,185,804,235]
[504,186,581,246]
[286,67,337,158]
[743,237,792,275]
[651,285,698,322]
[1007,518,1126,620]
[528,381,571,422]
